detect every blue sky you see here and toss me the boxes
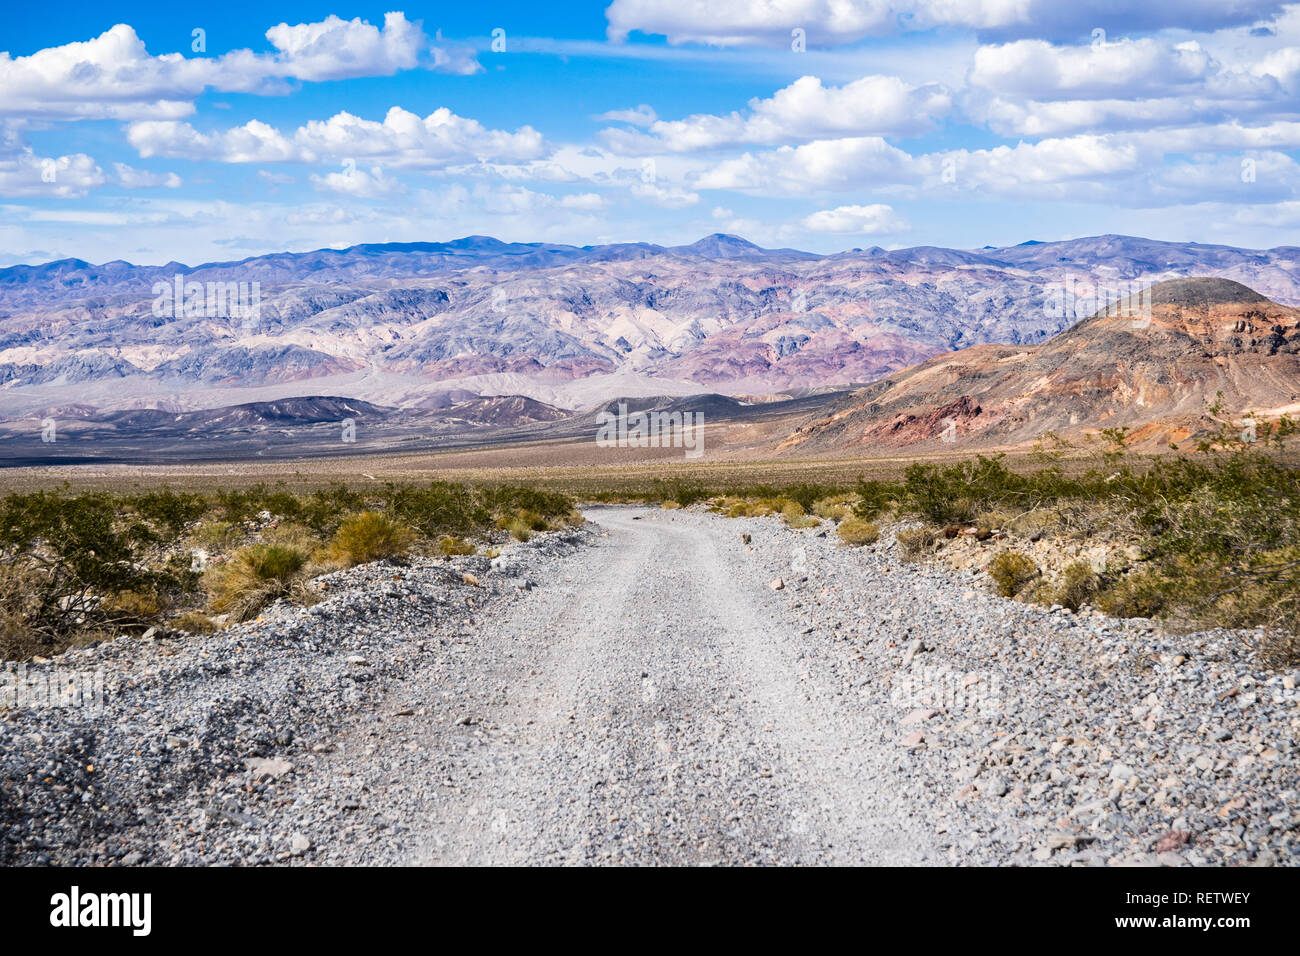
[4,1,1300,265]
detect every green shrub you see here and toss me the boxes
[131,488,207,535]
[852,479,895,519]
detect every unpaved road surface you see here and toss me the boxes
[344,506,940,865]
[3,506,1295,866]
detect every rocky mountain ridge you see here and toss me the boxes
[3,234,1300,423]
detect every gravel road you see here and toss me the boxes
[2,506,1296,866]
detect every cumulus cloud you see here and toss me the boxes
[310,164,406,198]
[0,14,428,121]
[127,107,546,168]
[431,29,485,75]
[802,203,906,233]
[263,12,423,80]
[593,104,659,126]
[0,149,105,197]
[692,131,1146,199]
[969,38,1219,98]
[605,0,1288,46]
[695,136,917,192]
[113,163,182,188]
[604,74,949,153]
[963,35,1297,137]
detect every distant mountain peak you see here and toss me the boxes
[674,234,766,258]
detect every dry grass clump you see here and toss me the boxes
[329,512,413,566]
[1053,560,1100,610]
[205,543,312,622]
[987,551,1039,598]
[436,535,477,556]
[837,516,880,547]
[169,610,218,634]
[813,495,854,522]
[780,501,820,528]
[895,527,937,560]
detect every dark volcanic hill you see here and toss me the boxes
[781,277,1300,452]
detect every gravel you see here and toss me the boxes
[1,505,1296,866]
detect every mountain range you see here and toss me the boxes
[5,233,1300,427]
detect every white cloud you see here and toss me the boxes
[128,119,299,163]
[263,12,423,80]
[963,36,1294,136]
[113,163,182,188]
[294,108,545,168]
[128,107,546,168]
[559,192,609,210]
[692,131,1145,198]
[802,202,906,233]
[606,74,949,153]
[593,104,659,126]
[695,136,917,191]
[0,149,105,197]
[431,30,485,76]
[0,15,427,121]
[605,0,1288,46]
[630,182,701,207]
[310,165,405,198]
[970,38,1218,99]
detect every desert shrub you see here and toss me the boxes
[1096,569,1174,620]
[0,490,189,647]
[988,551,1039,598]
[299,484,368,533]
[662,500,682,510]
[852,479,896,519]
[1259,630,1300,669]
[896,526,937,560]
[205,543,309,622]
[216,483,305,525]
[812,496,853,522]
[778,483,839,514]
[130,488,207,536]
[837,516,880,547]
[436,535,476,556]
[0,560,45,659]
[330,512,413,566]
[650,479,710,508]
[1054,560,1100,610]
[386,481,488,539]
